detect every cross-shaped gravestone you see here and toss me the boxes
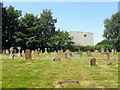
[17,47,22,57]
[9,47,14,59]
[25,49,31,60]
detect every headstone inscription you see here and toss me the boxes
[25,49,31,60]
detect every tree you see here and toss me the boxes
[49,30,74,51]
[103,11,120,51]
[2,5,22,49]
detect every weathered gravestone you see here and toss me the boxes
[53,58,61,62]
[65,49,70,59]
[35,49,39,57]
[2,49,5,54]
[31,50,34,54]
[101,48,104,54]
[22,50,24,56]
[90,58,97,66]
[106,50,112,65]
[25,49,31,60]
[111,49,115,54]
[6,49,9,54]
[94,50,98,55]
[86,50,91,56]
[45,48,47,53]
[9,47,14,59]
[115,49,117,54]
[17,47,22,57]
[13,48,17,53]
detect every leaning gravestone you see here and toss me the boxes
[25,49,31,60]
[9,47,14,59]
[90,58,97,66]
[17,47,22,57]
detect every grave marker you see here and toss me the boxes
[25,49,31,60]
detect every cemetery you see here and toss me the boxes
[2,47,118,88]
[1,2,120,89]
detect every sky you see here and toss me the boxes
[4,2,118,45]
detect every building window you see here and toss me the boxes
[83,34,87,37]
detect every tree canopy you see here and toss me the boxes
[103,11,120,51]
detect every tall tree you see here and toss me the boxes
[103,12,120,51]
[40,9,57,51]
[2,5,21,49]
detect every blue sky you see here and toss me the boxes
[4,2,118,45]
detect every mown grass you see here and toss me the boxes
[2,52,118,88]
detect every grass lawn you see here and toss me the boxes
[2,52,119,88]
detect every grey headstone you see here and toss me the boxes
[25,49,31,60]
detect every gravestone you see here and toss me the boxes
[31,50,34,54]
[17,47,22,57]
[22,50,24,55]
[54,51,57,55]
[101,48,104,54]
[86,50,91,56]
[94,50,98,55]
[115,49,117,54]
[6,49,9,54]
[25,49,31,60]
[76,53,80,59]
[2,49,5,54]
[53,58,60,62]
[65,49,71,59]
[45,48,47,53]
[9,47,14,59]
[13,48,17,53]
[57,80,79,84]
[90,58,97,66]
[35,49,39,57]
[106,51,112,65]
[38,48,40,54]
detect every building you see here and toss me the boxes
[69,31,94,46]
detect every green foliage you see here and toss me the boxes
[2,5,22,49]
[103,12,120,51]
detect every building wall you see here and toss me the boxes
[69,31,94,46]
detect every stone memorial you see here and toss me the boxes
[17,47,22,57]
[9,47,14,59]
[35,49,39,57]
[111,49,115,54]
[2,49,5,54]
[90,58,97,66]
[86,50,91,56]
[53,58,61,62]
[106,51,112,65]
[6,49,9,54]
[31,50,34,54]
[101,48,104,54]
[22,50,24,55]
[94,50,98,55]
[45,48,47,53]
[25,49,31,60]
